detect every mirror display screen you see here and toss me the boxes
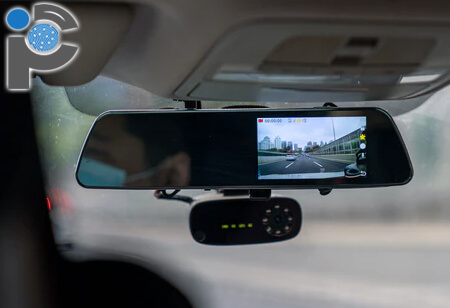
[77,108,412,189]
[257,117,367,180]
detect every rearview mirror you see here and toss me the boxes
[76,107,412,189]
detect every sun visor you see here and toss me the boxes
[38,3,133,86]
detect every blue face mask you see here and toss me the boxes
[78,158,126,187]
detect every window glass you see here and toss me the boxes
[31,77,450,308]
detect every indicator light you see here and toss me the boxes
[221,223,254,229]
[46,197,51,211]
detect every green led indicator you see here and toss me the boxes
[222,223,254,229]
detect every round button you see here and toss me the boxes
[193,231,206,242]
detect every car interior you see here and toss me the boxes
[2,1,450,307]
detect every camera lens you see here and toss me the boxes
[262,205,294,237]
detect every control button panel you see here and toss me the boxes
[190,197,302,245]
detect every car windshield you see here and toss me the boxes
[31,76,450,308]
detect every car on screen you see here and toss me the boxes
[286,154,296,161]
[344,163,362,178]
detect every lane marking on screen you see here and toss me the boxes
[285,162,295,168]
[313,161,323,168]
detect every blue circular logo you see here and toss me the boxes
[27,24,59,52]
[6,8,30,30]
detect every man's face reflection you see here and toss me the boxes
[83,116,191,187]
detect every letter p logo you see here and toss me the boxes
[5,2,79,91]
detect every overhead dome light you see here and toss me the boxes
[399,73,442,84]
[212,71,401,86]
[213,68,446,86]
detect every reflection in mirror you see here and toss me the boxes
[78,115,191,187]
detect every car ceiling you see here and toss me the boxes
[30,76,429,117]
[33,0,450,113]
